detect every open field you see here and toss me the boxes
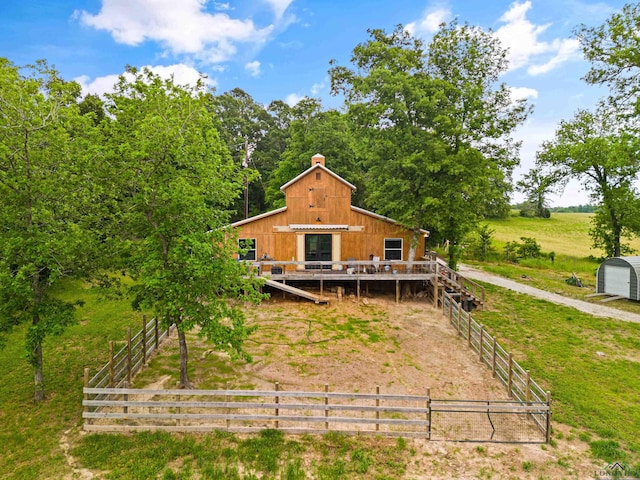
[484,212,640,259]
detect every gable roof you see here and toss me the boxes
[280,163,357,192]
[351,205,430,235]
[230,206,287,228]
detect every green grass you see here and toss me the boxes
[484,212,640,258]
[0,279,148,479]
[472,283,640,462]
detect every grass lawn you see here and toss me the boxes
[484,212,640,259]
[473,283,640,464]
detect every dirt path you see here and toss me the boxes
[459,264,640,324]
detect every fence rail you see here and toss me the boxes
[82,383,549,443]
[443,292,551,439]
[85,316,174,392]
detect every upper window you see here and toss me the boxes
[238,238,256,261]
[384,238,402,261]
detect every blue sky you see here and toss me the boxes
[0,0,628,206]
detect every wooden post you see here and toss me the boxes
[154,317,159,349]
[491,338,497,378]
[275,382,280,429]
[545,391,552,443]
[142,315,147,365]
[433,278,439,308]
[507,353,513,398]
[176,392,181,426]
[109,341,114,387]
[375,385,380,432]
[357,278,360,301]
[325,384,329,430]
[525,370,531,403]
[127,327,132,383]
[479,325,484,363]
[320,278,323,297]
[226,382,230,431]
[427,387,431,440]
[83,368,90,424]
[123,381,129,415]
[467,315,472,348]
[395,279,400,304]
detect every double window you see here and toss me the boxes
[384,238,402,261]
[238,238,256,261]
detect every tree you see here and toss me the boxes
[536,104,640,257]
[103,68,264,388]
[329,24,530,268]
[576,3,640,115]
[265,99,364,209]
[516,167,557,218]
[0,59,100,401]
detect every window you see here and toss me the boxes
[238,238,256,261]
[316,172,321,180]
[384,238,402,261]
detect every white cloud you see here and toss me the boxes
[310,81,325,95]
[76,0,273,64]
[406,6,451,37]
[510,86,538,100]
[495,1,580,75]
[213,2,231,11]
[245,60,261,77]
[74,63,214,97]
[264,0,294,20]
[285,93,304,106]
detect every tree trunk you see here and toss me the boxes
[177,324,191,389]
[33,341,45,402]
[402,229,421,298]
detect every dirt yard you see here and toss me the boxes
[128,293,604,479]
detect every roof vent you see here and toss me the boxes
[311,153,325,167]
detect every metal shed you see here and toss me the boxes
[596,256,640,300]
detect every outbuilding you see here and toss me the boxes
[596,256,640,300]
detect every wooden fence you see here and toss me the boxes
[82,383,549,442]
[442,292,551,440]
[84,316,173,392]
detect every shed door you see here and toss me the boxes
[604,265,630,297]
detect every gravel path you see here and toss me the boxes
[458,264,640,324]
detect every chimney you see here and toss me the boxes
[311,153,325,167]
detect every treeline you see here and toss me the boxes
[549,205,596,213]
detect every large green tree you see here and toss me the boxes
[330,24,529,268]
[576,3,640,115]
[0,59,100,401]
[537,104,640,257]
[103,68,263,388]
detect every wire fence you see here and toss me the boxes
[442,292,551,440]
[84,316,174,396]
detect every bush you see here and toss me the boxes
[503,237,542,262]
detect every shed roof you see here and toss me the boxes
[602,256,640,269]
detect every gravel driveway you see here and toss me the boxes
[458,264,640,324]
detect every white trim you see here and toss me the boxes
[231,206,287,227]
[289,224,349,230]
[280,163,356,192]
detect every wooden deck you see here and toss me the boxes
[249,259,485,307]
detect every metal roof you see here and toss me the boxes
[289,224,349,230]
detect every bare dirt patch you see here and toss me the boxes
[127,294,603,479]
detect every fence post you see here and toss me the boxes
[109,341,114,387]
[433,277,438,309]
[491,338,497,378]
[507,353,513,398]
[325,384,329,430]
[123,381,129,415]
[83,368,90,425]
[375,385,380,432]
[154,317,159,350]
[479,325,484,363]
[275,382,280,430]
[467,314,472,348]
[545,391,552,443]
[226,382,230,431]
[142,315,147,365]
[525,370,531,404]
[427,387,431,440]
[127,327,132,383]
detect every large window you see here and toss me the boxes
[384,238,402,261]
[238,238,256,261]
